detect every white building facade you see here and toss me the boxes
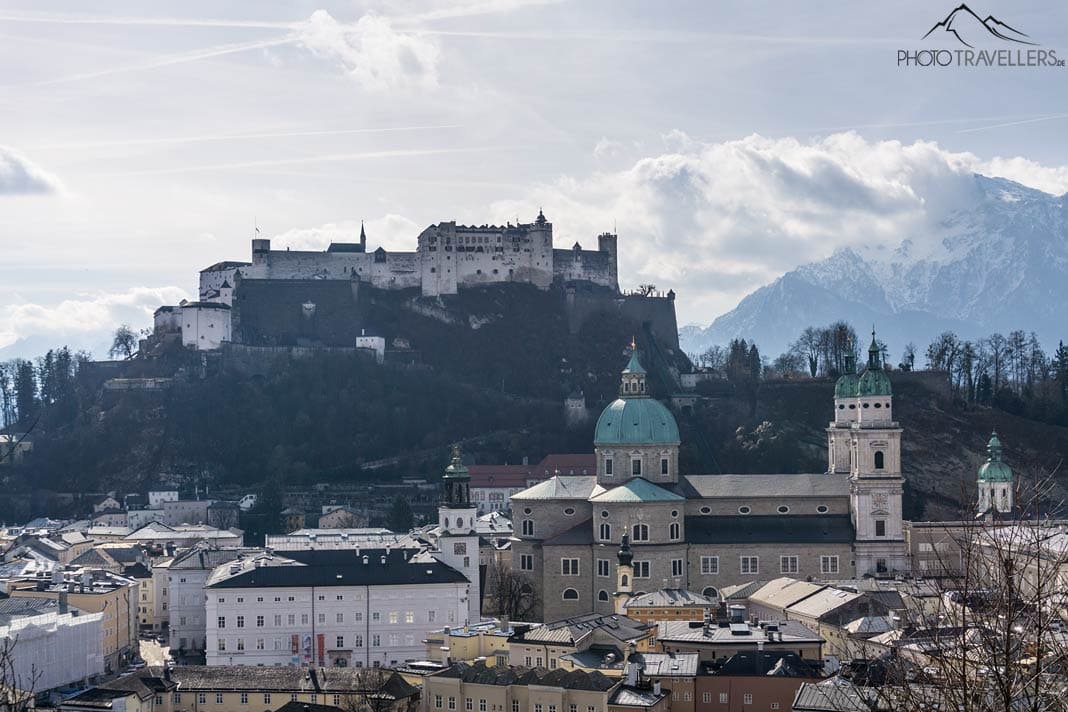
[203,549,468,668]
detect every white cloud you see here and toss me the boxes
[272,214,422,252]
[0,286,188,353]
[489,132,1068,322]
[298,11,439,91]
[979,156,1068,196]
[0,146,63,195]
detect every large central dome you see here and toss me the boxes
[593,348,680,445]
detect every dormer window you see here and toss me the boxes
[631,458,642,476]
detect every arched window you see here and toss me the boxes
[633,524,649,542]
[620,574,629,587]
[599,523,611,541]
[702,587,718,598]
[598,590,609,602]
[562,588,579,601]
[669,522,680,540]
[874,451,885,469]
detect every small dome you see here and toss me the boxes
[978,430,1012,483]
[594,397,680,445]
[857,367,892,397]
[834,373,858,399]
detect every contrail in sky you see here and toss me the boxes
[93,146,511,177]
[27,125,464,150]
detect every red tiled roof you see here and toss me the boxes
[467,465,534,488]
[468,454,596,487]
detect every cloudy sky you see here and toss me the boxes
[2,0,1067,357]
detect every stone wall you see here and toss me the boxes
[232,279,367,347]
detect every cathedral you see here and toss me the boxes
[509,334,908,622]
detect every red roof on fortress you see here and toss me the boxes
[468,454,596,488]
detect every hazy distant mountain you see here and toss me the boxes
[681,175,1068,359]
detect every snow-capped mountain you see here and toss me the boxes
[680,175,1068,359]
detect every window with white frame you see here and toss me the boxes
[597,559,610,577]
[740,556,759,575]
[634,561,650,578]
[671,558,684,577]
[520,554,533,570]
[669,522,680,540]
[821,555,840,574]
[780,556,799,574]
[604,457,613,476]
[632,523,649,541]
[599,522,611,541]
[701,556,719,574]
[743,692,753,705]
[632,458,642,476]
[521,520,534,536]
[561,558,580,576]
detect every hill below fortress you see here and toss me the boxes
[3,281,1066,523]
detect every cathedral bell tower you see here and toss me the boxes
[977,430,1014,516]
[436,445,480,624]
[847,330,907,577]
[614,533,634,615]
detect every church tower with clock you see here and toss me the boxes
[832,331,908,576]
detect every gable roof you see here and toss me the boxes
[511,476,604,501]
[590,478,684,503]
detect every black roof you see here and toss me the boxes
[274,703,343,712]
[685,515,854,544]
[436,662,615,691]
[207,549,467,589]
[327,243,364,253]
[712,651,822,678]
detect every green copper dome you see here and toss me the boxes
[594,397,680,445]
[834,352,858,399]
[595,350,679,445]
[978,430,1012,483]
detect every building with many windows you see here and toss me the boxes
[203,548,470,669]
[510,336,907,621]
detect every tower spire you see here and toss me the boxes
[359,220,367,251]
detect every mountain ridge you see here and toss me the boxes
[681,174,1068,358]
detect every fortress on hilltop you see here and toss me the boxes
[154,212,684,353]
[198,210,618,303]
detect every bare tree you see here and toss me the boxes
[484,559,540,622]
[636,284,657,297]
[108,324,138,360]
[0,636,41,712]
[342,668,415,712]
[825,469,1068,711]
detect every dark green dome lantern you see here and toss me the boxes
[857,329,892,397]
[442,444,471,508]
[834,351,859,399]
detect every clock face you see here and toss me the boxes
[872,492,889,511]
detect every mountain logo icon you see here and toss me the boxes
[922,4,1038,48]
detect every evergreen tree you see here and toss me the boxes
[386,496,414,533]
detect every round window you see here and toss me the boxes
[874,402,882,408]
[523,507,532,516]
[700,506,711,515]
[816,505,829,514]
[838,404,845,410]
[885,402,891,408]
[563,507,575,516]
[849,404,856,410]
[600,510,610,519]
[863,402,870,408]
[777,505,789,514]
[671,510,679,518]
[738,506,751,515]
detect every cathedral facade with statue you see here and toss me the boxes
[509,335,909,622]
